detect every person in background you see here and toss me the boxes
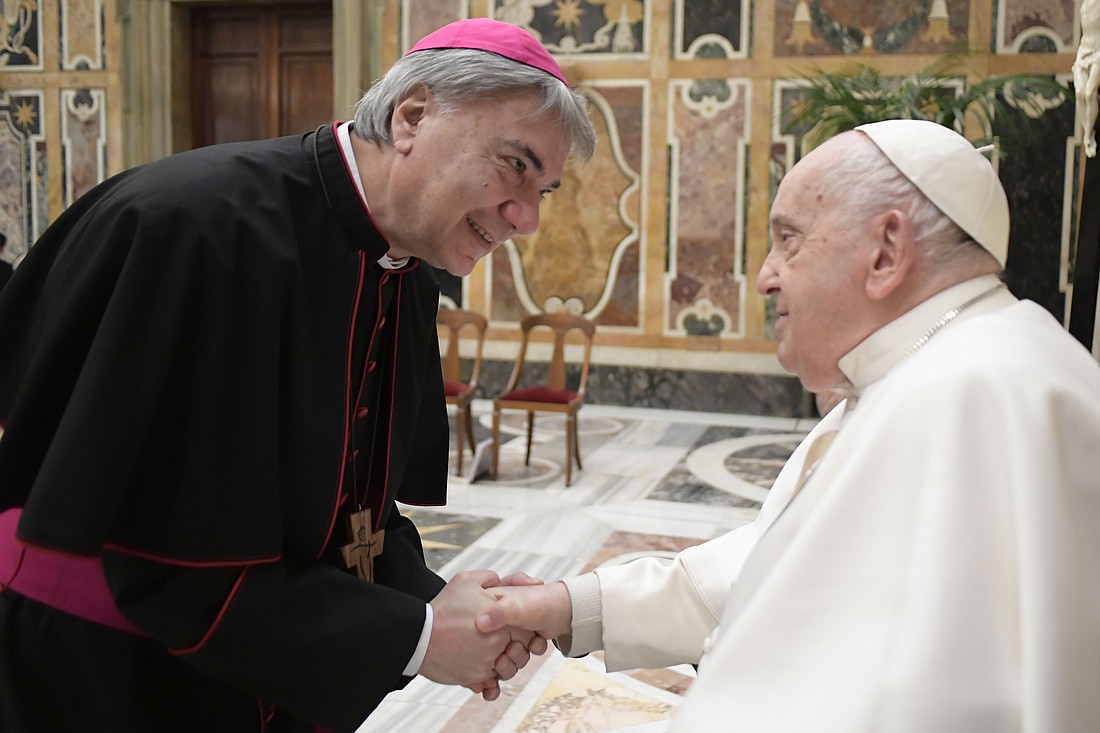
[0,18,595,733]
[491,119,1100,732]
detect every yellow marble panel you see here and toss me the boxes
[402,0,465,50]
[510,90,638,314]
[62,0,102,70]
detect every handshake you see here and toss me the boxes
[419,570,574,701]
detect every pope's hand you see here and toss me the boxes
[483,581,573,641]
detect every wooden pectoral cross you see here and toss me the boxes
[341,508,385,582]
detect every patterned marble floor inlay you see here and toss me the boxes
[403,509,503,571]
[507,656,681,732]
[357,402,813,733]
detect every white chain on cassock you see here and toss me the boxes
[907,282,1007,355]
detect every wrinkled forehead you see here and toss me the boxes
[771,149,842,224]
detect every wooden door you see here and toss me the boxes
[190,3,333,148]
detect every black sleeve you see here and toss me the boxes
[372,509,447,600]
[103,514,443,733]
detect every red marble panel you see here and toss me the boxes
[61,89,105,206]
[998,0,1076,53]
[667,79,748,336]
[774,0,970,57]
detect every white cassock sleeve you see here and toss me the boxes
[560,407,850,672]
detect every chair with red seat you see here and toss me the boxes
[437,307,488,476]
[491,312,596,486]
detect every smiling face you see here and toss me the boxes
[382,87,571,276]
[755,135,880,393]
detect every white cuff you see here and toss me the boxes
[403,603,433,676]
[559,573,602,657]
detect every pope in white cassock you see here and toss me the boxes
[490,119,1100,732]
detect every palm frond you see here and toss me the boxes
[782,51,1068,154]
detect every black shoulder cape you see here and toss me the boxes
[0,123,448,562]
[0,125,452,730]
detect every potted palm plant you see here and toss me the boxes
[783,51,1068,151]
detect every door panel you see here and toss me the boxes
[191,3,333,148]
[277,10,334,135]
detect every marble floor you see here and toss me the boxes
[356,400,818,733]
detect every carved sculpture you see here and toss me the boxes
[1074,0,1100,157]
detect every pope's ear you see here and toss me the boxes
[865,209,914,301]
[390,84,431,153]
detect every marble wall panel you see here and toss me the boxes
[0,0,41,68]
[673,0,748,60]
[0,90,46,265]
[599,230,640,326]
[33,136,46,248]
[61,0,103,70]
[401,0,464,48]
[60,88,106,206]
[775,0,969,56]
[477,359,809,416]
[996,0,1077,54]
[494,0,647,55]
[8,0,1081,417]
[492,83,644,324]
[667,78,748,337]
[489,247,527,323]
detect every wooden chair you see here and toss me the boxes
[437,308,488,476]
[491,312,596,486]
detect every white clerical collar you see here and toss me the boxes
[336,122,409,270]
[838,274,1015,393]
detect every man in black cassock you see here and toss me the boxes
[0,18,596,733]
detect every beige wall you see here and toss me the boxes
[0,0,1084,391]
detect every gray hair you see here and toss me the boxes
[826,131,996,271]
[353,48,596,163]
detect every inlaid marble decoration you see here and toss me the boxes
[0,90,46,265]
[672,0,748,60]
[493,0,647,56]
[60,88,106,206]
[512,657,675,731]
[401,509,502,572]
[0,0,42,69]
[996,0,1077,53]
[580,530,706,573]
[666,78,749,337]
[61,0,104,70]
[648,425,799,506]
[775,0,969,57]
[401,0,464,50]
[492,84,643,326]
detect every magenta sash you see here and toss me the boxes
[0,508,145,635]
